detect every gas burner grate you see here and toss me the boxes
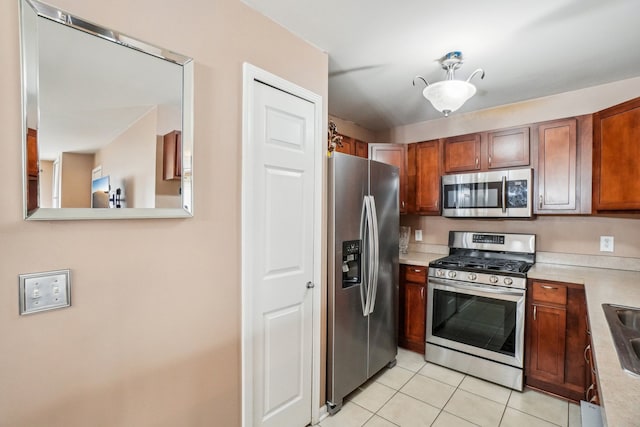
[431,255,532,273]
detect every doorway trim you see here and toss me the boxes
[241,62,323,427]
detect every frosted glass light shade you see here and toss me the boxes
[422,80,477,116]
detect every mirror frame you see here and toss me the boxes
[20,0,194,220]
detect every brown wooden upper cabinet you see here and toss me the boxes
[415,140,442,215]
[534,115,592,214]
[443,126,530,173]
[354,139,368,158]
[593,97,640,212]
[369,143,407,213]
[443,133,481,172]
[163,130,182,181]
[334,135,368,159]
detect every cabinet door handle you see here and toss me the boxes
[541,285,557,290]
[420,287,424,300]
[488,155,492,166]
[475,157,479,168]
[402,200,405,209]
[539,195,543,209]
[411,268,422,273]
[533,305,537,321]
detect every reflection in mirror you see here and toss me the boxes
[20,0,194,219]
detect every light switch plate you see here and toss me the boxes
[19,269,71,315]
[415,229,423,241]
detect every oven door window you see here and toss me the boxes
[443,182,503,209]
[431,287,516,357]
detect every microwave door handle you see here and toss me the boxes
[501,175,507,214]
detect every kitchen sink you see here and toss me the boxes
[602,304,640,377]
[617,309,640,332]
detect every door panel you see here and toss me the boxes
[368,160,399,375]
[250,80,315,427]
[327,153,368,405]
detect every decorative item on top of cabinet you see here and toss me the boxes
[415,139,442,215]
[369,144,407,213]
[443,126,530,173]
[526,279,588,402]
[534,115,592,214]
[399,264,427,353]
[593,96,640,212]
[163,130,182,181]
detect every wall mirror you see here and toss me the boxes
[20,0,194,220]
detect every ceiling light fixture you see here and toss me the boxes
[413,51,485,117]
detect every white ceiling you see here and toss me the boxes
[242,0,640,131]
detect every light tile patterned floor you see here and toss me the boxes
[319,348,582,427]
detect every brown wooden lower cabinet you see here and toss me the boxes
[525,279,588,402]
[399,264,427,353]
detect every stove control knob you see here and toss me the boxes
[447,271,457,279]
[489,275,499,284]
[504,277,513,286]
[467,273,477,281]
[436,269,445,277]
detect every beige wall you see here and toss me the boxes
[378,76,640,143]
[402,215,640,258]
[60,152,94,208]
[95,107,158,208]
[0,1,327,427]
[329,114,377,142]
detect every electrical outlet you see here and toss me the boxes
[415,229,423,241]
[600,236,614,253]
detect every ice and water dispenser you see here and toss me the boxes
[342,240,361,288]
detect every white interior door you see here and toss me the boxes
[242,66,320,427]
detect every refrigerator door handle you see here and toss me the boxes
[363,195,375,316]
[359,196,369,316]
[367,195,379,315]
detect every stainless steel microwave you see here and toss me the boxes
[441,168,533,218]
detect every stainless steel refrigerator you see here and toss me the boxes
[327,152,399,414]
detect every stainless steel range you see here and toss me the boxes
[426,231,536,391]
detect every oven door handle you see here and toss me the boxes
[429,277,525,299]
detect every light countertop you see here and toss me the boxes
[401,252,640,427]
